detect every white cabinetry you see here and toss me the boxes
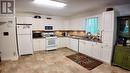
[102,11,117,45]
[69,38,79,52]
[17,17,33,24]
[32,19,64,30]
[63,20,70,30]
[53,20,63,30]
[92,43,102,60]
[57,37,69,48]
[79,40,102,60]
[79,40,93,57]
[102,11,114,31]
[91,42,101,59]
[33,39,45,51]
[32,19,44,30]
[57,37,79,52]
[57,38,63,48]
[100,44,113,64]
[101,11,117,64]
[79,40,86,55]
[79,40,92,56]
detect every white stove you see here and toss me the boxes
[43,32,57,51]
[45,36,57,50]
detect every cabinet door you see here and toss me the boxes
[92,43,101,60]
[85,41,93,57]
[17,17,33,24]
[102,11,114,31]
[63,20,70,30]
[57,38,64,48]
[33,39,40,51]
[102,31,113,44]
[39,39,45,51]
[70,39,78,52]
[67,38,71,49]
[79,40,86,54]
[113,47,124,66]
[62,37,69,47]
[100,44,113,64]
[123,49,130,70]
[126,55,130,70]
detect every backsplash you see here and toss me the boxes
[32,30,86,37]
[54,30,85,37]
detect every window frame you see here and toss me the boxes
[85,17,99,35]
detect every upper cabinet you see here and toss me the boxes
[102,11,116,32]
[17,17,33,24]
[102,11,117,45]
[33,18,64,30]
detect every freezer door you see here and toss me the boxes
[17,25,32,35]
[18,35,33,55]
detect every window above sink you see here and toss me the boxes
[85,17,99,35]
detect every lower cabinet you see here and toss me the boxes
[79,40,86,54]
[57,38,63,48]
[70,38,79,52]
[113,46,130,70]
[79,40,93,57]
[33,39,45,51]
[79,40,113,64]
[92,43,102,60]
[57,37,69,48]
[100,44,113,64]
[57,37,79,52]
[126,55,130,69]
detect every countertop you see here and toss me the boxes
[33,36,102,43]
[68,36,102,43]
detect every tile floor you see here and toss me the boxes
[0,48,130,73]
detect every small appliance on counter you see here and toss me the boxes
[62,32,68,36]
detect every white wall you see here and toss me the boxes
[68,4,130,31]
[0,0,18,60]
[69,12,103,32]
[114,4,130,16]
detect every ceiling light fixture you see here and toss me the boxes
[33,0,67,8]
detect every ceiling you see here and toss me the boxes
[15,0,130,16]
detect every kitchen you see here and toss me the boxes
[0,0,130,73]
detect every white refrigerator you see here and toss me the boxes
[17,24,33,56]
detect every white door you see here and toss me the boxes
[17,25,32,35]
[18,35,33,55]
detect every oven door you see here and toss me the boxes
[45,37,57,50]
